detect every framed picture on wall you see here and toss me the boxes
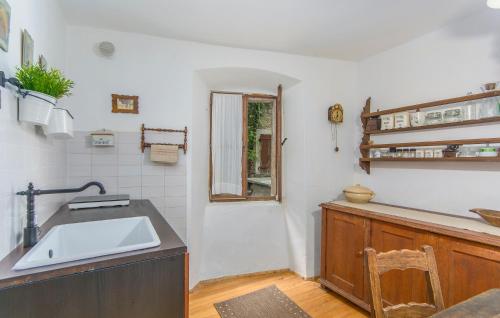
[112,94,139,114]
[0,0,11,52]
[21,29,34,66]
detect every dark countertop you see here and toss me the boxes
[0,200,186,290]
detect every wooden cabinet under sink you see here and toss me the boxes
[0,200,189,318]
[320,202,500,312]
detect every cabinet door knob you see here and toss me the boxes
[357,251,363,256]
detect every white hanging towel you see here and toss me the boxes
[150,144,178,163]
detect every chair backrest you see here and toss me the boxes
[365,245,445,318]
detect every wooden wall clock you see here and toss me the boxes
[328,104,343,152]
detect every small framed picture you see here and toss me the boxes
[112,94,139,114]
[0,0,11,52]
[21,29,34,66]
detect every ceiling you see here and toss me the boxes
[60,0,487,61]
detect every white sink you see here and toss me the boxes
[13,216,161,270]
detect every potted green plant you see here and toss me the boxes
[16,63,74,127]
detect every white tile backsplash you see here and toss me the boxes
[165,185,186,197]
[91,154,118,165]
[166,196,187,208]
[118,165,142,176]
[65,131,187,242]
[67,133,92,154]
[92,165,119,177]
[117,132,140,144]
[142,175,164,187]
[118,143,141,154]
[67,165,92,177]
[92,146,117,155]
[118,154,142,166]
[165,175,186,186]
[165,164,187,176]
[0,89,67,260]
[142,186,165,198]
[119,186,142,199]
[141,163,166,176]
[118,176,141,187]
[68,154,91,166]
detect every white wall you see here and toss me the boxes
[200,202,289,279]
[0,0,67,259]
[65,26,359,285]
[355,9,500,217]
[65,131,187,241]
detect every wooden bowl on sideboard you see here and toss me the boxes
[470,208,500,227]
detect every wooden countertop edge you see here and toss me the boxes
[320,202,500,248]
[0,200,187,290]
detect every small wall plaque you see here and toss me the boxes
[90,129,114,146]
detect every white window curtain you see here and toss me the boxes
[211,93,243,195]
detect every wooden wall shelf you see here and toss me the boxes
[362,90,500,118]
[360,157,500,163]
[366,116,500,135]
[358,93,500,174]
[360,137,500,150]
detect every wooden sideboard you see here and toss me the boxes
[320,201,500,312]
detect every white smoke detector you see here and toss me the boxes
[98,41,115,57]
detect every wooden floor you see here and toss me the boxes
[189,271,369,318]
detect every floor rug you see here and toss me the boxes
[214,285,311,318]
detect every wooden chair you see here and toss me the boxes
[365,245,445,318]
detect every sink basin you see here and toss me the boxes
[13,216,161,270]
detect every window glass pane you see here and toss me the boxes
[246,99,276,197]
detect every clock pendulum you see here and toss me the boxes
[331,122,339,152]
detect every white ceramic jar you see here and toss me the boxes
[394,112,410,128]
[410,111,425,127]
[380,114,395,130]
[425,110,444,125]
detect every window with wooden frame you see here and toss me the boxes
[209,86,282,202]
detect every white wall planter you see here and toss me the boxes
[43,107,74,138]
[18,90,57,126]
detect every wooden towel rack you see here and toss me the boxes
[140,124,188,154]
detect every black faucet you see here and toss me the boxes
[16,182,106,247]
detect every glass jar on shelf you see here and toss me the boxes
[409,148,416,158]
[424,110,443,125]
[443,107,464,123]
[415,148,425,158]
[462,92,478,121]
[370,148,381,158]
[389,147,397,158]
[424,148,434,158]
[380,148,390,158]
[478,97,498,119]
[433,147,444,158]
[458,145,480,158]
[402,148,410,158]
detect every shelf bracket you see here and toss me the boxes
[359,97,371,174]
